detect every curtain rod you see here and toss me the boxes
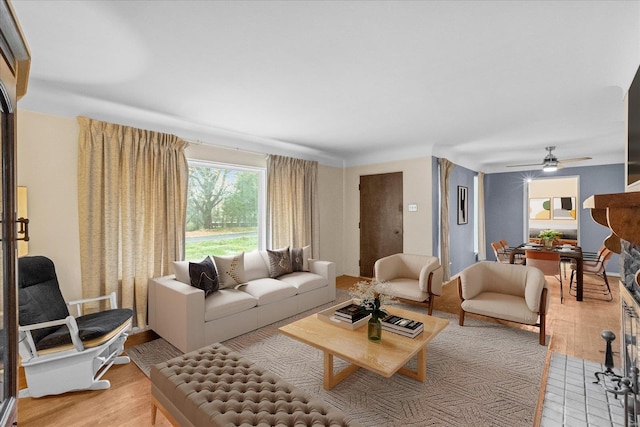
[183,138,269,158]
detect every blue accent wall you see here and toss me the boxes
[448,164,477,276]
[432,157,477,276]
[484,164,625,274]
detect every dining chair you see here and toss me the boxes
[491,242,510,264]
[525,250,563,303]
[500,239,524,264]
[569,248,614,301]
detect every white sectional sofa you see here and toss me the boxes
[148,250,336,353]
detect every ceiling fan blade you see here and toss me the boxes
[506,162,544,168]
[558,156,592,164]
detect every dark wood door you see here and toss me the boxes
[359,172,403,277]
[0,3,31,425]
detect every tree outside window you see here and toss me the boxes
[186,162,263,259]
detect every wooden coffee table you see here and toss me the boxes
[278,305,448,390]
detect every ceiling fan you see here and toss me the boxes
[506,146,592,172]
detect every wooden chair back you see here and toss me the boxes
[525,250,561,276]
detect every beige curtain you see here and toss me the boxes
[477,172,487,261]
[77,117,188,327]
[439,158,456,281]
[266,155,319,257]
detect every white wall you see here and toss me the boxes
[17,110,82,300]
[16,109,349,301]
[318,165,344,273]
[343,157,433,277]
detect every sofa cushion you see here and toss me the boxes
[239,278,297,306]
[204,289,258,322]
[461,291,540,325]
[213,252,246,289]
[266,247,292,278]
[278,272,326,294]
[189,256,219,296]
[173,261,190,284]
[291,245,311,272]
[244,250,269,281]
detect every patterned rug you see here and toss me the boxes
[127,293,547,427]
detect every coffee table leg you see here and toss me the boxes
[323,351,360,390]
[397,346,427,382]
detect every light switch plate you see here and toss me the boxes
[408,203,418,212]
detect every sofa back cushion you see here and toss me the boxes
[244,250,269,281]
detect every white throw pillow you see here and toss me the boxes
[173,261,190,284]
[213,252,246,288]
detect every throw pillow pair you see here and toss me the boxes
[188,252,246,296]
[266,246,310,278]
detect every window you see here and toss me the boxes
[186,161,265,259]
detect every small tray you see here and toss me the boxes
[317,299,371,330]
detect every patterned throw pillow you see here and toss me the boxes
[267,247,293,278]
[188,256,219,296]
[291,245,312,272]
[213,252,246,289]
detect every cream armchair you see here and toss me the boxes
[374,253,443,315]
[458,261,549,345]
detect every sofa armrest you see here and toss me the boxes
[308,259,336,299]
[458,263,484,300]
[422,264,444,296]
[523,268,547,313]
[148,275,205,353]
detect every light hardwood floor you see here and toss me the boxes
[17,272,620,426]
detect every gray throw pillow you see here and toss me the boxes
[291,245,311,272]
[267,247,293,278]
[188,256,219,296]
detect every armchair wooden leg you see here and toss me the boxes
[539,314,546,346]
[427,296,435,316]
[459,308,465,326]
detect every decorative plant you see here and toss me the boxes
[538,229,562,241]
[349,279,394,321]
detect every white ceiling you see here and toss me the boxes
[10,0,640,172]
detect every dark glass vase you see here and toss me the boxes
[368,317,382,342]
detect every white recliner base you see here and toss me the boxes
[19,332,130,398]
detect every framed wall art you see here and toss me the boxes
[458,186,468,225]
[553,197,576,219]
[529,198,551,220]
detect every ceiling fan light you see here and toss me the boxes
[542,163,558,172]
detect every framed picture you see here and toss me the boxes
[457,186,468,224]
[529,198,551,220]
[553,197,576,219]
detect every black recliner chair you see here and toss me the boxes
[18,255,133,398]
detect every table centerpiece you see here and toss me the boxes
[349,279,394,342]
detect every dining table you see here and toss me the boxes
[509,243,584,302]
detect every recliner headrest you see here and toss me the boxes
[18,256,57,289]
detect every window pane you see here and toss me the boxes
[186,163,261,259]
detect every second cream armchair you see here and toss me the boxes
[458,261,549,345]
[374,253,444,315]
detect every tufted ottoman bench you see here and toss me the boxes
[150,343,362,427]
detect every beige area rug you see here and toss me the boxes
[128,293,547,427]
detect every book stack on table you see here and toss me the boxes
[381,314,424,338]
[331,303,369,323]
